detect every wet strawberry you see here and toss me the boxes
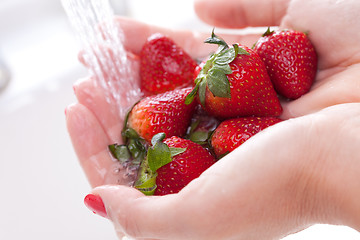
[186,30,282,119]
[254,28,318,99]
[140,33,197,95]
[155,136,215,195]
[126,87,196,143]
[134,133,216,195]
[211,116,282,158]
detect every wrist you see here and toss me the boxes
[296,106,360,231]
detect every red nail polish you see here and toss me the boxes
[84,194,108,218]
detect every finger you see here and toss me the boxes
[194,0,290,28]
[73,77,127,144]
[91,185,184,239]
[281,65,360,119]
[78,44,140,70]
[66,103,132,187]
[114,16,262,58]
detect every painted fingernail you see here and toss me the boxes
[84,194,108,218]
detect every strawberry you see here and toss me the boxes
[253,28,318,99]
[186,30,282,119]
[134,133,216,196]
[140,33,198,95]
[126,87,196,143]
[155,136,215,195]
[211,116,282,158]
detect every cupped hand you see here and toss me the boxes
[195,0,360,118]
[66,0,360,239]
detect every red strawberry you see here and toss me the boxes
[140,33,198,95]
[156,136,216,195]
[254,28,318,99]
[186,31,282,119]
[134,134,216,196]
[211,116,282,158]
[126,87,196,143]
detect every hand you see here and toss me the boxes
[195,0,360,118]
[65,0,360,238]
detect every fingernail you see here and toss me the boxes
[84,194,108,218]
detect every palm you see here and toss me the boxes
[278,0,360,118]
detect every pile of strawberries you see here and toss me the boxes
[109,28,318,196]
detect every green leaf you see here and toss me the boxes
[236,45,250,56]
[170,147,186,157]
[207,68,231,98]
[135,182,157,196]
[198,78,207,106]
[147,142,172,172]
[134,158,157,196]
[215,48,236,65]
[121,99,141,142]
[204,28,228,49]
[185,85,199,105]
[188,120,200,135]
[262,27,274,37]
[128,138,146,161]
[108,144,131,163]
[190,131,209,144]
[123,128,140,139]
[213,62,232,74]
[151,132,166,146]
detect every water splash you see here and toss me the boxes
[62,0,142,188]
[61,0,141,119]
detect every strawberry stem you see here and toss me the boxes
[185,30,250,106]
[134,133,186,195]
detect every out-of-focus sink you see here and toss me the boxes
[0,0,359,239]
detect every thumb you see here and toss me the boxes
[84,185,183,239]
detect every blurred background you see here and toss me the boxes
[0,0,359,239]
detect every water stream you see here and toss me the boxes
[61,0,141,119]
[61,0,141,187]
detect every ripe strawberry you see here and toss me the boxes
[126,87,196,143]
[254,28,318,99]
[186,30,282,119]
[134,134,216,196]
[140,33,198,95]
[211,116,282,158]
[157,136,216,195]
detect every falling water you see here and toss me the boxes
[61,0,141,119]
[61,0,142,187]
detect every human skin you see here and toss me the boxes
[65,0,360,239]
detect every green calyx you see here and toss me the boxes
[109,104,188,196]
[262,27,275,37]
[186,119,216,148]
[185,29,249,106]
[109,102,148,166]
[134,133,186,195]
[109,127,147,169]
[252,27,275,49]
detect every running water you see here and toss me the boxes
[61,0,141,119]
[62,0,141,186]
